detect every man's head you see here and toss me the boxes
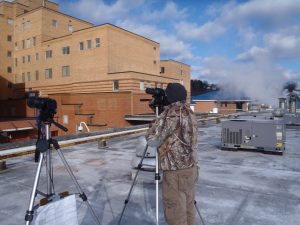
[165,83,187,104]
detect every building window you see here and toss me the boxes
[153,60,157,64]
[35,70,39,80]
[160,67,165,73]
[22,40,25,49]
[63,115,68,124]
[27,38,31,48]
[113,80,119,91]
[153,46,156,50]
[27,55,31,63]
[15,58,18,67]
[45,50,52,59]
[22,73,25,82]
[7,18,13,25]
[27,20,31,29]
[33,37,36,46]
[68,25,73,32]
[45,68,53,79]
[27,72,31,81]
[62,46,70,55]
[95,38,100,48]
[14,42,18,50]
[140,81,145,91]
[7,51,12,57]
[7,35,12,42]
[87,40,92,49]
[7,67,12,73]
[35,53,39,60]
[22,56,25,63]
[62,66,70,77]
[79,42,84,50]
[52,19,58,28]
[21,22,25,31]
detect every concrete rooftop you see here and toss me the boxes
[0,114,300,225]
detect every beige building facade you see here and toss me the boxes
[0,0,191,136]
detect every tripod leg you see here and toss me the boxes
[155,150,160,225]
[56,148,102,225]
[194,200,206,225]
[117,144,149,225]
[25,152,44,225]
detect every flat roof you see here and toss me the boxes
[0,113,300,224]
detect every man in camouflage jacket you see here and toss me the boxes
[146,83,198,225]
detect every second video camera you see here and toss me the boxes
[145,87,169,114]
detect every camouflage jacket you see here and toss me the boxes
[146,101,198,171]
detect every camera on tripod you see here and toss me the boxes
[145,87,169,114]
[27,97,57,122]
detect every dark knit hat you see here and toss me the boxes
[165,83,187,104]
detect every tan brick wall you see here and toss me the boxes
[108,25,160,75]
[194,101,217,113]
[49,92,152,135]
[160,60,191,98]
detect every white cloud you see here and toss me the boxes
[176,21,225,41]
[144,1,187,21]
[68,0,145,22]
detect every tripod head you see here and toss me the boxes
[145,88,169,115]
[27,96,68,132]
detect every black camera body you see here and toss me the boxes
[145,88,169,114]
[27,97,57,122]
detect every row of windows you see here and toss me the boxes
[18,19,73,32]
[18,66,70,82]
[13,38,100,66]
[79,38,100,50]
[15,36,37,50]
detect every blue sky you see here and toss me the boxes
[54,0,300,104]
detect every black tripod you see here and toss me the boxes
[24,120,101,225]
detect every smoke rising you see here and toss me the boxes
[198,57,293,106]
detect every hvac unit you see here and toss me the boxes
[221,119,286,154]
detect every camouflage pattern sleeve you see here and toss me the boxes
[145,107,176,148]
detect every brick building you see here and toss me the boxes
[0,0,191,138]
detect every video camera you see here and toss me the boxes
[27,97,57,122]
[145,87,169,115]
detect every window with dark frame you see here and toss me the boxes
[45,50,52,59]
[79,42,84,50]
[62,46,70,55]
[113,80,119,91]
[7,51,12,57]
[95,38,100,48]
[160,67,165,73]
[7,67,12,73]
[7,35,12,42]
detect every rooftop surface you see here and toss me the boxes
[0,113,300,225]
